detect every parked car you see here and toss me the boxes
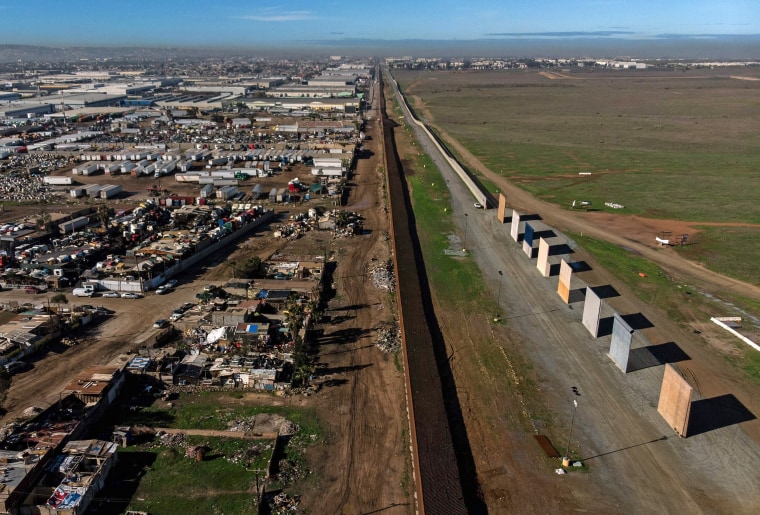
[102,291,120,298]
[121,292,141,299]
[167,279,178,288]
[474,202,483,209]
[3,361,27,375]
[155,285,169,295]
[153,319,169,328]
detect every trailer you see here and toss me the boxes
[83,184,104,197]
[210,170,236,179]
[156,159,178,177]
[99,184,122,199]
[216,185,238,200]
[251,183,263,199]
[43,176,73,186]
[73,163,98,176]
[70,187,86,198]
[175,174,201,183]
[120,162,137,174]
[207,157,229,167]
[268,187,278,202]
[58,216,89,234]
[200,183,214,198]
[213,179,239,187]
[104,162,122,175]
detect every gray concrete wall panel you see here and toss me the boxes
[582,286,603,337]
[510,209,521,242]
[609,313,634,372]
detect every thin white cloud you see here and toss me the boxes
[237,10,315,22]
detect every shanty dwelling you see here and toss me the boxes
[174,352,209,386]
[25,439,118,515]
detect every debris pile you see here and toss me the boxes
[21,406,44,418]
[155,430,187,449]
[605,202,625,209]
[277,458,306,486]
[226,442,272,466]
[376,323,401,353]
[185,444,208,460]
[268,492,301,513]
[278,420,299,436]
[368,260,395,292]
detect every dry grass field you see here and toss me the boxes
[390,66,760,513]
[395,67,760,286]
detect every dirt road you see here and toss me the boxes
[389,70,760,513]
[296,76,412,515]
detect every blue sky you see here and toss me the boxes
[0,0,758,48]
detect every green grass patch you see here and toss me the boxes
[676,225,760,286]
[123,435,268,515]
[117,392,323,438]
[569,233,703,322]
[404,153,490,314]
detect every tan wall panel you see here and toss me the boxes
[657,364,693,436]
[497,193,507,223]
[558,281,570,303]
[557,259,572,303]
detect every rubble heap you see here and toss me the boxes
[226,442,273,466]
[268,492,301,514]
[376,323,401,353]
[368,259,395,292]
[278,420,299,436]
[156,430,187,449]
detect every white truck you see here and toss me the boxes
[73,285,96,297]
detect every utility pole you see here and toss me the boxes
[495,271,503,321]
[563,394,580,467]
[462,213,468,252]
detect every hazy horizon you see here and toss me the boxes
[2,36,760,62]
[1,0,759,60]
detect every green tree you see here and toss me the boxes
[97,203,111,228]
[50,293,68,305]
[36,211,52,232]
[236,257,262,278]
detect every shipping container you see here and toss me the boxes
[200,183,214,198]
[120,162,137,174]
[58,216,89,234]
[43,176,73,186]
[99,184,122,199]
[213,179,239,187]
